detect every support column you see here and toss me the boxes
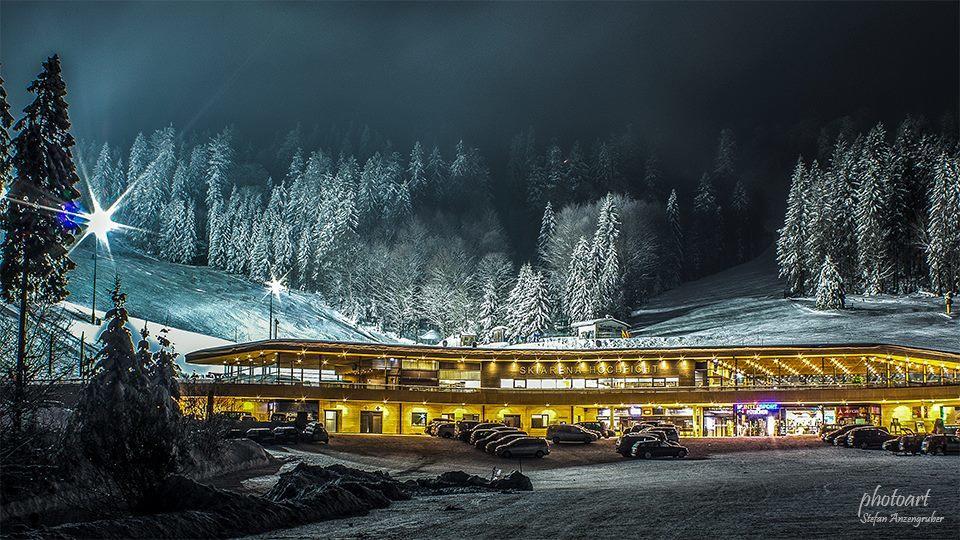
[398,402,403,434]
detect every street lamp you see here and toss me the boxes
[76,195,122,324]
[265,275,286,339]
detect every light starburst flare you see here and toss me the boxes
[265,275,287,298]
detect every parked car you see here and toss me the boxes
[818,423,841,437]
[303,421,330,444]
[457,421,501,442]
[920,434,960,455]
[245,427,275,444]
[575,421,614,438]
[470,426,514,445]
[846,427,894,449]
[630,439,688,459]
[615,433,660,456]
[484,431,528,453]
[546,424,599,444]
[435,422,456,439]
[626,423,658,433]
[494,437,550,458]
[426,418,452,436]
[823,424,872,445]
[640,426,680,443]
[273,426,301,444]
[473,427,518,448]
[220,411,256,426]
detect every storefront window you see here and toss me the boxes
[531,414,549,428]
[411,412,427,426]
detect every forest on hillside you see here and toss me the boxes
[75,112,958,341]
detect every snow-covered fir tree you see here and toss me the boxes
[89,142,115,201]
[0,71,12,198]
[855,124,891,295]
[689,173,721,278]
[730,179,750,263]
[597,242,622,316]
[777,159,809,296]
[815,255,845,310]
[565,237,594,323]
[665,189,684,285]
[506,263,552,339]
[205,127,233,267]
[927,154,960,294]
[537,201,556,264]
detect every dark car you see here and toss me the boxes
[576,421,614,438]
[920,434,960,455]
[485,431,528,453]
[626,423,659,433]
[220,411,257,426]
[846,427,894,449]
[494,437,550,458]
[245,427,275,444]
[435,422,456,439]
[426,418,451,436]
[615,432,660,456]
[640,426,680,443]
[824,424,872,445]
[818,423,841,437]
[303,421,330,444]
[273,426,301,444]
[630,439,689,459]
[546,424,599,444]
[457,421,501,442]
[470,426,514,446]
[473,427,518,448]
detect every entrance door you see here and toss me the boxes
[324,410,340,433]
[360,411,383,434]
[503,414,522,428]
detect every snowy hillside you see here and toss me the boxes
[627,247,960,352]
[65,241,391,354]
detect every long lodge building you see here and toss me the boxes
[183,340,960,437]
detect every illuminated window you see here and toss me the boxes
[500,378,514,388]
[531,414,550,428]
[513,379,527,389]
[411,412,427,426]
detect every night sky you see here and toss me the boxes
[2,1,958,180]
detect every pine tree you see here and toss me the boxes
[408,140,425,198]
[126,132,149,187]
[537,201,556,264]
[597,242,622,316]
[0,57,82,430]
[665,189,684,285]
[815,255,845,310]
[591,193,620,275]
[714,128,736,179]
[730,179,750,263]
[89,143,114,201]
[206,128,233,267]
[689,173,721,278]
[802,162,833,292]
[68,277,181,502]
[927,154,960,294]
[855,124,891,294]
[777,159,809,295]
[0,71,12,198]
[565,237,595,323]
[129,126,175,250]
[643,152,662,200]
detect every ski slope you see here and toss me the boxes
[628,247,959,352]
[64,241,391,371]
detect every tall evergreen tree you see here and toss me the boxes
[205,128,233,267]
[927,154,960,294]
[665,189,684,286]
[565,237,594,323]
[815,255,845,310]
[0,56,82,430]
[537,201,556,264]
[855,124,891,294]
[689,173,721,278]
[777,159,809,295]
[0,70,13,198]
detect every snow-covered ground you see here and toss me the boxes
[60,241,393,373]
[626,247,959,352]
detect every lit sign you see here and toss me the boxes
[742,402,780,415]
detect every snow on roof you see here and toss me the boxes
[570,317,629,328]
[419,329,441,340]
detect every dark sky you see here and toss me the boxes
[1,1,958,178]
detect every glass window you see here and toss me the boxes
[501,378,514,388]
[541,379,557,389]
[527,379,543,389]
[559,379,572,389]
[513,379,527,389]
[586,379,598,388]
[531,414,549,428]
[572,379,586,389]
[411,412,427,426]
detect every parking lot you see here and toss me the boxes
[236,435,958,539]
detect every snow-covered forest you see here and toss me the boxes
[77,124,766,341]
[776,118,960,299]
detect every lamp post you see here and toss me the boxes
[79,196,120,324]
[265,275,286,339]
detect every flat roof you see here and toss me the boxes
[185,338,960,368]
